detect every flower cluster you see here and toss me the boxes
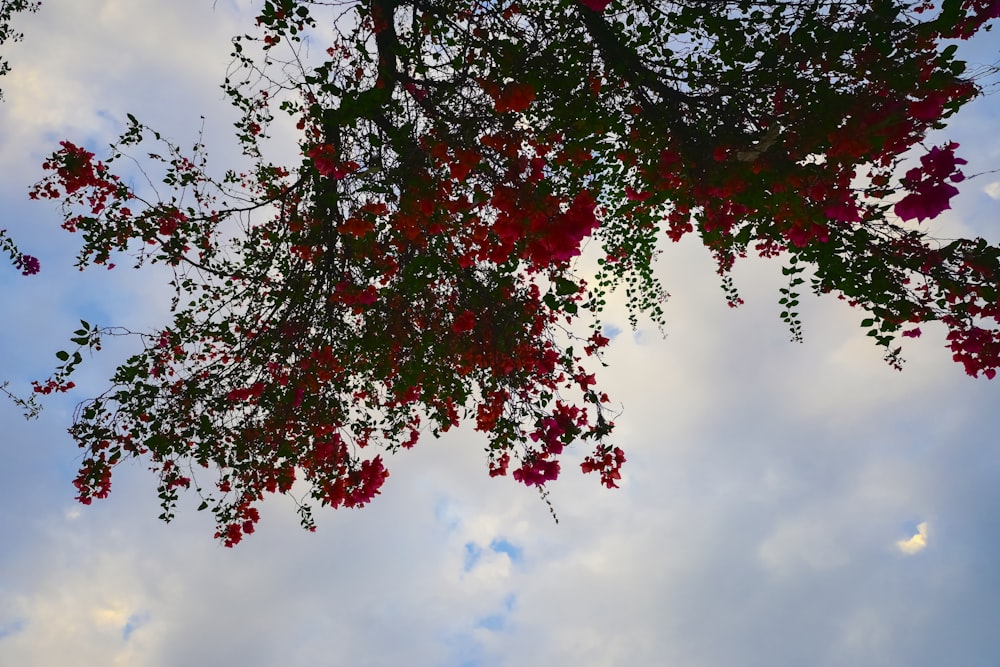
[30,141,121,209]
[581,446,626,489]
[894,143,967,223]
[24,0,1000,546]
[307,143,359,179]
[12,253,39,275]
[493,82,536,113]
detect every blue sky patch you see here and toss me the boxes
[463,541,482,572]
[474,614,505,632]
[0,618,26,641]
[489,538,522,564]
[122,611,151,641]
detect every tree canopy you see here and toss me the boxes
[8,0,1000,545]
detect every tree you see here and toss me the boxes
[0,0,41,272]
[0,0,39,100]
[13,0,1000,545]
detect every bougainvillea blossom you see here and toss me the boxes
[13,0,1000,545]
[894,143,968,222]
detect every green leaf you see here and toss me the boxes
[553,276,578,296]
[55,350,69,361]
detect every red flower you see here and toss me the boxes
[625,185,651,202]
[494,83,536,113]
[357,285,378,305]
[584,331,610,355]
[909,91,948,121]
[578,0,611,10]
[307,145,358,179]
[403,82,428,100]
[489,452,510,477]
[451,310,476,333]
[158,209,185,236]
[526,190,599,265]
[784,222,829,248]
[339,216,375,238]
[580,446,626,488]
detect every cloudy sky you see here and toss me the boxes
[1,2,999,666]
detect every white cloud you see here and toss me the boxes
[985,181,1000,200]
[896,522,929,555]
[1,3,1000,667]
[758,515,852,573]
[0,547,155,666]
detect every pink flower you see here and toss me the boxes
[403,82,428,101]
[909,91,948,121]
[823,199,862,223]
[512,456,560,486]
[16,254,40,275]
[926,147,965,181]
[894,181,960,222]
[894,143,967,223]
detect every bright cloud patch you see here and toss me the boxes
[985,181,1000,200]
[896,522,929,555]
[92,602,130,628]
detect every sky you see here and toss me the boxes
[1,2,999,666]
